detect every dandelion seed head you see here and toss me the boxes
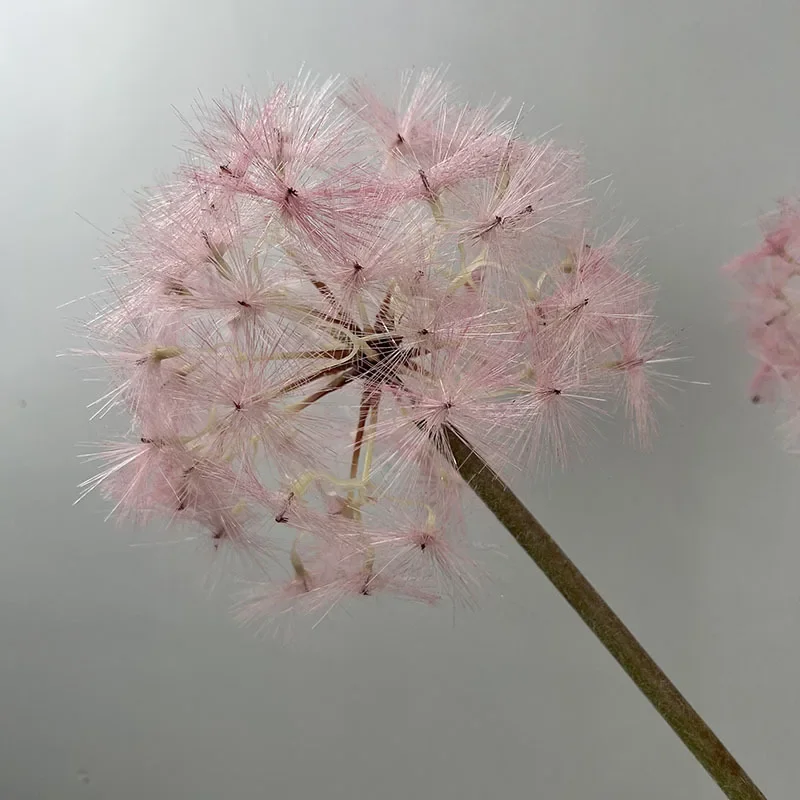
[78,69,666,627]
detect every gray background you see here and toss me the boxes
[1,1,799,798]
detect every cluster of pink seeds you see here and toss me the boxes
[725,199,800,440]
[81,70,668,629]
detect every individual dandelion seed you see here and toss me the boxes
[185,74,390,256]
[725,198,800,279]
[365,496,482,609]
[602,318,675,446]
[75,314,187,422]
[454,138,589,291]
[74,69,766,800]
[344,67,453,173]
[510,334,610,470]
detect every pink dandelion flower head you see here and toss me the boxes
[724,198,800,443]
[78,69,667,630]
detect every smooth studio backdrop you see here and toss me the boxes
[1,2,799,798]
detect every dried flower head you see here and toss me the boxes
[724,198,800,443]
[79,69,665,630]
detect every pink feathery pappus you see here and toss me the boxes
[76,68,668,632]
[724,197,800,442]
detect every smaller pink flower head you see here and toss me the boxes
[724,196,800,443]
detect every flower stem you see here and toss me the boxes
[444,426,766,800]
